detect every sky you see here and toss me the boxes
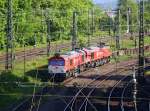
[93,0,118,4]
[93,0,118,9]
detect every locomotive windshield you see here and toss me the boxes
[49,59,65,66]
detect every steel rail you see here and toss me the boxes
[76,60,137,111]
[79,69,130,111]
[107,74,132,111]
[64,67,131,111]
[63,68,100,111]
[121,80,133,111]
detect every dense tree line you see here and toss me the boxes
[116,0,150,33]
[0,0,149,50]
[144,0,150,33]
[0,0,103,50]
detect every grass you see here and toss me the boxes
[145,71,150,75]
[110,51,150,64]
[0,72,40,109]
[109,36,150,51]
[110,54,134,63]
[0,55,50,109]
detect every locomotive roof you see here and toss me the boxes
[59,51,80,59]
[83,46,99,51]
[89,46,100,49]
[65,51,79,55]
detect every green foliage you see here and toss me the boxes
[99,14,113,32]
[0,0,103,50]
[117,0,138,32]
[117,0,150,33]
[78,35,88,48]
[144,0,150,33]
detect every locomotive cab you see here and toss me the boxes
[48,56,66,80]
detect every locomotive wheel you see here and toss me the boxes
[104,58,107,63]
[108,57,110,62]
[88,63,91,68]
[75,73,78,77]
[66,71,72,78]
[101,58,105,65]
[80,65,84,72]
[94,62,96,68]
[72,71,75,77]
[98,60,101,66]
[99,60,102,66]
[77,67,80,74]
[106,57,110,63]
[104,58,107,64]
[95,61,98,67]
[70,70,74,77]
[66,72,69,78]
[91,62,95,68]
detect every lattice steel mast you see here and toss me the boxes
[88,10,91,47]
[116,9,121,50]
[46,19,51,56]
[92,8,95,38]
[138,0,145,83]
[72,11,77,50]
[6,0,13,70]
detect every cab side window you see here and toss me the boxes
[91,52,94,59]
[70,59,73,65]
[82,55,84,62]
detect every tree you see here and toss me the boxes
[144,0,150,33]
[117,0,138,33]
[0,0,102,50]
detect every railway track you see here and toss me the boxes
[63,59,148,111]
[80,71,131,111]
[0,33,149,67]
[64,69,131,111]
[107,74,132,111]
[66,67,133,111]
[121,80,134,111]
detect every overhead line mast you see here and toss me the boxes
[92,8,95,38]
[72,11,77,50]
[116,9,121,50]
[138,0,145,83]
[6,0,13,70]
[46,19,51,56]
[88,10,91,47]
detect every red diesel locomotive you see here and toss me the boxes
[48,45,112,80]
